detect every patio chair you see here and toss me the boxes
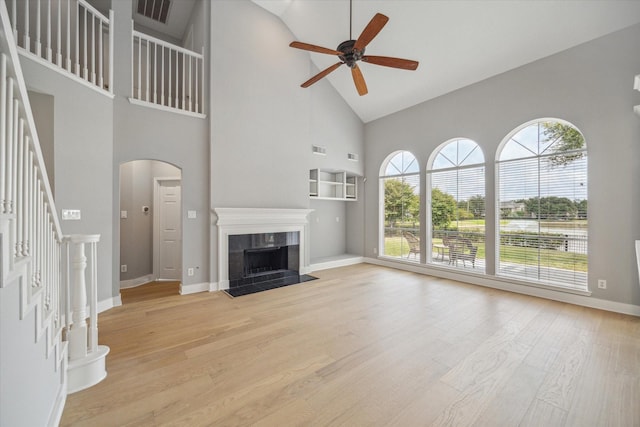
[457,239,478,268]
[403,231,421,259]
[447,237,478,268]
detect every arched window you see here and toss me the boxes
[379,151,420,261]
[427,139,485,271]
[497,119,587,290]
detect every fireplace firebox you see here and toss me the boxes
[227,232,302,294]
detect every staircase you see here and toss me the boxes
[0,0,106,425]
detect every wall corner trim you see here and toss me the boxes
[180,282,211,295]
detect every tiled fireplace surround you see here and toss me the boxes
[213,208,314,291]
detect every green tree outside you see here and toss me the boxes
[384,179,419,227]
[431,188,456,229]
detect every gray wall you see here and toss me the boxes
[363,23,640,306]
[21,57,114,302]
[0,279,63,426]
[112,0,210,291]
[209,1,365,277]
[27,91,55,195]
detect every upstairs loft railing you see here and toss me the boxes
[7,0,113,94]
[132,30,204,116]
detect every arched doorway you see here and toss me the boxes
[119,160,182,302]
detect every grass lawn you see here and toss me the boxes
[385,237,587,271]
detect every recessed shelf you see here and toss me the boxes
[309,168,358,201]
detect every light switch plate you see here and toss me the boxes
[62,209,81,220]
[187,210,196,219]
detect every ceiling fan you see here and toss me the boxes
[289,0,419,96]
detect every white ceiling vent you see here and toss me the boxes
[312,145,327,155]
[137,0,171,24]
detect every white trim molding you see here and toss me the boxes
[213,208,314,290]
[97,295,122,314]
[119,274,154,289]
[310,255,364,272]
[180,281,211,295]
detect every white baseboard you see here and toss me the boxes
[47,382,67,427]
[97,295,122,314]
[364,257,640,317]
[310,255,364,272]
[120,274,154,289]
[180,282,211,295]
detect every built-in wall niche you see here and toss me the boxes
[309,168,358,201]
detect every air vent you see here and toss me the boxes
[137,0,171,24]
[347,153,359,161]
[312,145,327,155]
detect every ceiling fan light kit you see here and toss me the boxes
[289,1,419,96]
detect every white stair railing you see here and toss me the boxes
[0,0,107,401]
[0,3,65,368]
[132,29,204,115]
[6,0,113,94]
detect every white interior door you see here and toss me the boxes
[157,179,181,280]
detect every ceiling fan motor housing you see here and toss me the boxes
[337,40,364,68]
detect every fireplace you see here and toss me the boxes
[228,232,300,288]
[214,208,314,294]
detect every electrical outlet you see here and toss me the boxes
[188,268,194,277]
[373,248,377,254]
[121,264,127,273]
[598,279,607,289]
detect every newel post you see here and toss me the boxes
[65,234,109,393]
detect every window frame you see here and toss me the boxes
[495,118,588,291]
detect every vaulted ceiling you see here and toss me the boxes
[253,0,640,122]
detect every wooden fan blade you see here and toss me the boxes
[301,62,343,88]
[362,55,419,70]
[351,64,368,96]
[353,13,389,51]
[290,41,343,56]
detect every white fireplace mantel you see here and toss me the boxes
[213,208,314,290]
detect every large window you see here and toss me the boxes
[497,119,587,290]
[427,139,485,271]
[380,151,420,261]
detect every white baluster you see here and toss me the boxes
[168,47,172,107]
[75,0,79,76]
[24,0,30,52]
[108,10,114,93]
[47,0,52,61]
[174,50,178,109]
[145,39,149,101]
[0,55,6,213]
[82,7,87,80]
[161,45,165,105]
[98,19,103,88]
[153,42,157,103]
[188,55,192,112]
[11,0,17,42]
[137,35,141,100]
[66,0,71,72]
[36,0,41,56]
[15,119,23,256]
[181,52,185,110]
[90,13,95,84]
[56,0,62,66]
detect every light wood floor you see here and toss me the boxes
[61,264,640,426]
